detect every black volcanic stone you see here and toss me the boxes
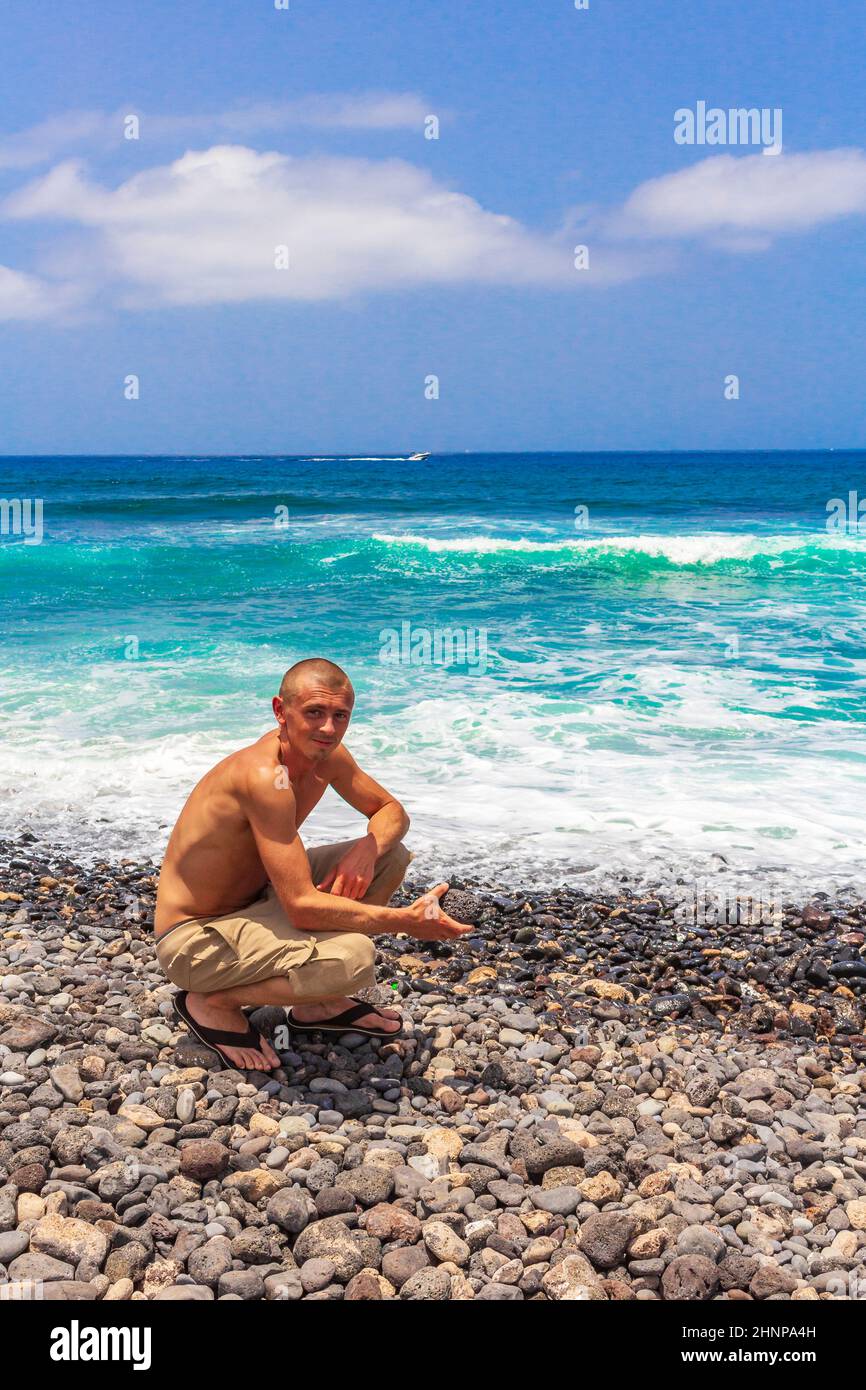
[439,889,485,925]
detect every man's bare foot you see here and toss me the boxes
[185,992,281,1071]
[290,995,402,1034]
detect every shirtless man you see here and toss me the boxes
[155,657,472,1072]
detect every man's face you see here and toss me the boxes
[277,682,354,761]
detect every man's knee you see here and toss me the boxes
[352,934,376,971]
[291,934,376,1000]
[332,933,375,990]
[376,840,412,882]
[363,841,412,906]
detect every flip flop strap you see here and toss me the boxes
[178,995,262,1047]
[323,1001,385,1027]
[196,1022,262,1047]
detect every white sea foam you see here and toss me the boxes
[1,670,864,897]
[372,531,863,563]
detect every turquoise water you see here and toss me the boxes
[1,451,865,894]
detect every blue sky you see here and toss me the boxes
[0,0,864,453]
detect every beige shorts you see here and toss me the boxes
[155,839,411,999]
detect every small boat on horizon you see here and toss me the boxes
[407,451,431,461]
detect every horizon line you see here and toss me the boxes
[0,447,863,460]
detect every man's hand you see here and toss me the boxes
[317,833,379,900]
[399,883,475,941]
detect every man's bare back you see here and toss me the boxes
[155,729,330,934]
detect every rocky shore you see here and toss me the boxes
[1,836,865,1302]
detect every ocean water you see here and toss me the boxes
[1,451,865,898]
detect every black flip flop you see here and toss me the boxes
[284,998,403,1040]
[172,990,272,1072]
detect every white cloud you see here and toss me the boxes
[0,94,432,171]
[0,264,79,321]
[612,148,866,241]
[6,136,861,323]
[0,112,110,172]
[4,144,596,307]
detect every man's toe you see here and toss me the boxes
[369,1010,401,1032]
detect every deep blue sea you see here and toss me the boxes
[1,451,865,897]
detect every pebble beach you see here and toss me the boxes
[2,836,865,1303]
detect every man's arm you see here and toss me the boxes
[242,765,470,942]
[328,746,409,854]
[317,747,410,899]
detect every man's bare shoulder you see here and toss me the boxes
[232,731,295,801]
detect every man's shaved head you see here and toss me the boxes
[279,658,354,705]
